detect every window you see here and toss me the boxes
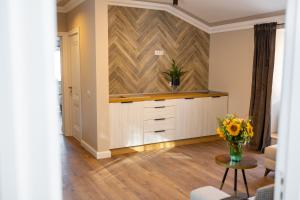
[271,28,285,134]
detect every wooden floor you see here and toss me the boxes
[62,136,274,200]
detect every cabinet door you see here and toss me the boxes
[109,102,144,149]
[176,98,208,140]
[207,96,228,136]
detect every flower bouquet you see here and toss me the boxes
[217,114,254,162]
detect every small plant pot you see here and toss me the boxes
[171,77,180,87]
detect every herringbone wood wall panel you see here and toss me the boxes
[109,6,209,94]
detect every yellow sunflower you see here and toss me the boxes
[226,122,241,136]
[223,119,231,126]
[247,123,254,137]
[217,128,225,139]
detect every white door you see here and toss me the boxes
[110,102,144,149]
[68,29,82,141]
[176,98,208,139]
[207,96,228,135]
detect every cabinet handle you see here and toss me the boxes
[154,99,165,101]
[121,101,133,104]
[154,118,166,121]
[154,106,166,109]
[154,130,166,133]
[212,96,221,98]
[185,97,195,100]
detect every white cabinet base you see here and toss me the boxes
[109,96,228,149]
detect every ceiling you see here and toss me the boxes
[134,0,286,25]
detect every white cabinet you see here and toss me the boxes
[143,100,177,144]
[109,102,144,149]
[207,96,228,135]
[109,95,228,149]
[176,98,209,139]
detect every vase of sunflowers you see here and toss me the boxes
[217,114,254,162]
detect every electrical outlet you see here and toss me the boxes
[155,50,164,56]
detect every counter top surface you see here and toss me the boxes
[109,91,228,103]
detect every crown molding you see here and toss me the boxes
[210,15,285,33]
[108,0,285,34]
[57,0,86,13]
[108,0,211,33]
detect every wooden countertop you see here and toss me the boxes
[109,91,228,103]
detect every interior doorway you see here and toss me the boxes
[56,29,82,141]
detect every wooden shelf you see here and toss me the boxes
[109,91,228,103]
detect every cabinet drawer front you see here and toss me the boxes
[144,129,176,144]
[144,99,176,108]
[144,117,175,132]
[144,106,176,120]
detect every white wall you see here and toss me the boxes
[271,28,285,133]
[209,29,254,118]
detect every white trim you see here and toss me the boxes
[210,15,286,33]
[57,0,86,13]
[107,0,285,33]
[81,140,112,159]
[58,32,72,137]
[97,151,112,159]
[81,140,98,158]
[108,0,210,32]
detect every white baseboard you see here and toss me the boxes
[81,140,111,159]
[97,150,112,159]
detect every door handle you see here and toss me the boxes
[121,101,133,104]
[154,118,166,121]
[154,130,166,133]
[154,106,166,109]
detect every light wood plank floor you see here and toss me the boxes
[62,136,274,200]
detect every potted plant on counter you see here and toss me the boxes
[163,59,186,92]
[217,114,254,162]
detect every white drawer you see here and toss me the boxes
[144,129,176,144]
[144,117,175,132]
[143,99,177,108]
[144,106,176,120]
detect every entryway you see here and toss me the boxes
[57,28,82,142]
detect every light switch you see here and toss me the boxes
[155,50,164,56]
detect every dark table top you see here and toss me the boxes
[215,154,258,169]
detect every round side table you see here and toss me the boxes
[215,154,258,197]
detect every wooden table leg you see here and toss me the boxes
[220,168,229,190]
[242,169,250,197]
[234,169,237,196]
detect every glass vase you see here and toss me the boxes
[229,143,243,162]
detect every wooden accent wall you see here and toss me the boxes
[108,6,210,94]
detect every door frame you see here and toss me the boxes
[58,31,71,136]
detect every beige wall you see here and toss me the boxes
[209,29,254,118]
[95,0,110,152]
[66,0,98,149]
[57,13,67,32]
